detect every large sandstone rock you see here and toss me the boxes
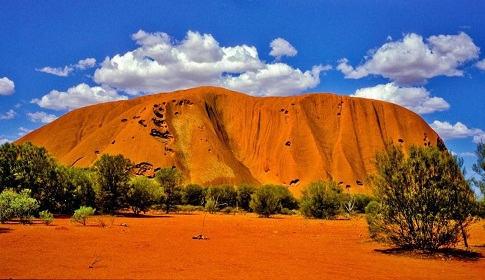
[16,86,443,195]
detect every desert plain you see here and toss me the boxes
[1,213,484,279]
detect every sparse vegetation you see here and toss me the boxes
[0,188,39,224]
[93,154,134,215]
[71,206,96,226]
[250,185,281,217]
[236,184,256,212]
[39,210,54,225]
[368,143,476,251]
[155,168,183,213]
[300,180,342,219]
[126,176,164,215]
[472,142,485,218]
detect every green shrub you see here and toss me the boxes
[236,184,256,212]
[155,168,183,214]
[353,194,376,213]
[300,180,342,219]
[0,189,39,224]
[0,189,17,223]
[182,184,205,206]
[205,185,237,209]
[39,210,54,225]
[369,144,476,251]
[71,206,96,226]
[364,201,384,241]
[204,197,218,214]
[126,176,164,215]
[272,185,299,211]
[250,185,281,217]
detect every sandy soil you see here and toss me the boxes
[1,213,484,279]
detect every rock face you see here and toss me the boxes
[16,86,443,195]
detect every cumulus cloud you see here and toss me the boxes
[476,59,485,71]
[94,30,327,96]
[430,121,485,143]
[0,138,10,144]
[0,109,17,120]
[27,111,58,123]
[0,77,15,95]
[31,83,128,111]
[269,38,298,60]
[351,82,450,114]
[36,58,97,77]
[338,32,480,85]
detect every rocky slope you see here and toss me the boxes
[16,86,443,195]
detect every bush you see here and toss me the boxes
[250,185,281,217]
[0,188,17,223]
[300,180,342,219]
[71,206,96,226]
[39,210,54,225]
[126,176,164,215]
[205,185,237,209]
[272,185,299,211]
[353,194,376,213]
[182,184,205,206]
[93,154,134,215]
[236,184,256,212]
[155,168,183,213]
[204,197,218,214]
[369,144,476,251]
[0,189,39,224]
[364,201,384,241]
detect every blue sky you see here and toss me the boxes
[1,0,484,176]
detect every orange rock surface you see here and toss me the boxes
[16,86,442,194]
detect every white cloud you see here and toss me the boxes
[36,66,73,77]
[31,83,128,111]
[94,30,326,96]
[0,77,15,95]
[75,58,96,70]
[18,127,32,137]
[338,32,480,85]
[430,121,485,143]
[269,38,298,60]
[351,82,450,114]
[0,109,17,120]
[27,111,58,123]
[476,59,485,71]
[0,138,11,144]
[36,58,97,77]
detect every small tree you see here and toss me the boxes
[250,185,280,217]
[472,142,485,217]
[39,210,54,225]
[126,176,164,215]
[300,180,342,219]
[237,184,256,212]
[369,143,476,251]
[93,154,134,214]
[0,189,39,224]
[182,184,205,206]
[155,168,183,213]
[71,206,96,226]
[0,188,16,223]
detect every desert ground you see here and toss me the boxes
[1,213,484,279]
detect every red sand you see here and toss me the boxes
[1,213,484,279]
